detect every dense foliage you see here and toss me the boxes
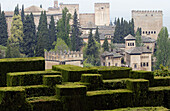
[83,29,101,66]
[6,15,23,58]
[113,18,135,43]
[102,37,109,51]
[56,8,71,47]
[71,9,83,51]
[94,26,100,44]
[0,9,8,46]
[154,64,169,77]
[155,27,170,69]
[49,15,56,50]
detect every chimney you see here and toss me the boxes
[54,0,58,8]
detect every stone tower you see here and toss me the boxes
[132,10,163,40]
[95,3,110,26]
[54,0,58,8]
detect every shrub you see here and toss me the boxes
[153,76,170,87]
[27,96,63,111]
[7,70,61,86]
[43,75,62,86]
[0,57,45,86]
[52,65,97,82]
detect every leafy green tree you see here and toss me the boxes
[94,26,100,44]
[71,10,83,51]
[0,11,8,46]
[135,29,142,47]
[21,5,25,23]
[21,15,36,57]
[14,4,19,15]
[36,11,50,57]
[155,27,170,69]
[51,38,69,53]
[136,27,142,36]
[56,8,71,47]
[49,15,56,50]
[84,29,101,66]
[102,37,109,51]
[6,15,23,58]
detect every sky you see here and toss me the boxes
[0,0,170,32]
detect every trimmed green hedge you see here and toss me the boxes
[0,87,32,111]
[16,85,55,98]
[92,66,132,79]
[103,78,130,90]
[0,57,45,86]
[87,89,133,110]
[81,74,103,90]
[7,70,61,86]
[56,84,87,111]
[149,86,170,109]
[43,75,62,86]
[126,79,149,106]
[129,70,154,86]
[95,107,169,111]
[52,65,97,82]
[153,76,170,87]
[27,96,63,111]
[56,84,87,97]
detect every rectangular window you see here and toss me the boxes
[147,62,149,67]
[103,62,105,66]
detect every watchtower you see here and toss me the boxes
[95,3,110,26]
[132,10,163,40]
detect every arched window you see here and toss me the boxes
[108,62,110,66]
[154,31,156,34]
[147,46,149,49]
[143,63,145,66]
[134,64,137,68]
[151,31,153,34]
[146,31,147,34]
[143,31,145,34]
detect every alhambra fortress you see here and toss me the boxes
[4,0,163,71]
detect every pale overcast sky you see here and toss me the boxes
[0,0,170,31]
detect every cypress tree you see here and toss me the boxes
[14,4,19,15]
[0,11,8,46]
[94,26,100,44]
[135,29,142,47]
[102,37,109,51]
[30,12,36,51]
[49,15,56,50]
[113,18,121,43]
[36,11,49,57]
[21,5,25,23]
[21,15,36,57]
[84,29,101,66]
[155,27,170,69]
[130,18,135,36]
[71,9,83,51]
[6,15,23,58]
[56,8,71,47]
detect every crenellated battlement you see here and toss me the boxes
[45,51,83,62]
[132,10,162,13]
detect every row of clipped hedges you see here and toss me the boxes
[0,57,45,86]
[7,70,61,86]
[52,65,132,82]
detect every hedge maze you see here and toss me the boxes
[0,57,169,111]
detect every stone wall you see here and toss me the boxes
[132,10,163,40]
[79,13,95,27]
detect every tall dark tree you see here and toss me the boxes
[36,11,49,57]
[14,4,19,15]
[30,12,36,49]
[71,9,83,51]
[21,5,25,23]
[0,11,8,46]
[94,26,100,44]
[114,18,117,25]
[136,27,142,36]
[102,37,109,51]
[56,8,71,47]
[155,27,170,69]
[21,15,36,57]
[49,15,56,50]
[135,29,142,47]
[129,18,135,36]
[84,29,100,66]
[113,18,121,43]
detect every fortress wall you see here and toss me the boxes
[79,13,95,27]
[95,3,110,26]
[132,10,163,40]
